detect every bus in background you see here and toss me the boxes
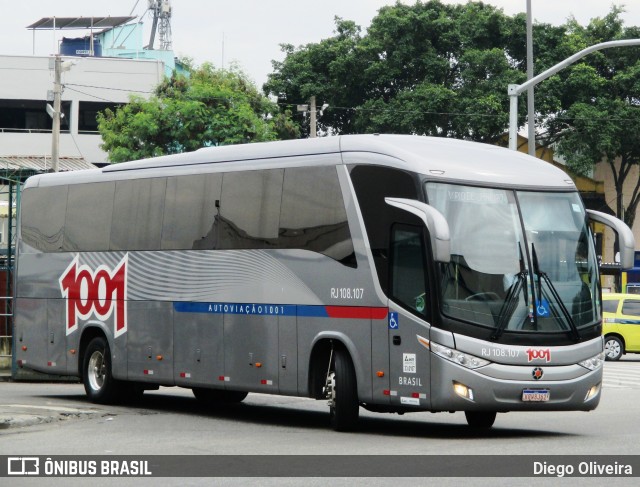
[13,135,635,431]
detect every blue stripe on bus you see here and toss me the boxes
[173,302,387,319]
[296,306,330,317]
[173,302,297,316]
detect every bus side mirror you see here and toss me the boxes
[587,209,636,270]
[385,197,451,263]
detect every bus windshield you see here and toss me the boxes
[425,182,600,336]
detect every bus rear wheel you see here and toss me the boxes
[83,336,120,404]
[465,411,497,428]
[327,348,359,431]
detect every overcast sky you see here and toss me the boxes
[2,1,639,87]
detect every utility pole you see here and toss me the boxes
[51,55,62,173]
[526,0,535,156]
[298,96,328,138]
[309,96,317,138]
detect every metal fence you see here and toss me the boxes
[0,290,12,369]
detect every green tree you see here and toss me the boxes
[266,1,640,228]
[266,18,365,136]
[540,8,640,227]
[264,1,528,141]
[98,64,299,163]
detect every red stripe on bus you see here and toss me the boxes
[325,306,388,320]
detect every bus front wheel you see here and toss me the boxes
[465,411,497,428]
[83,336,120,404]
[327,348,359,431]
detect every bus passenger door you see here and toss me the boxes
[387,224,432,409]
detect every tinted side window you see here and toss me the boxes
[280,166,354,265]
[217,170,283,249]
[111,178,166,250]
[602,299,620,314]
[622,299,640,316]
[63,182,115,251]
[350,165,420,292]
[20,186,69,252]
[390,225,428,317]
[162,173,222,250]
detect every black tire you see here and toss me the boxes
[193,388,248,404]
[604,335,623,361]
[465,411,497,428]
[329,348,359,431]
[83,336,121,404]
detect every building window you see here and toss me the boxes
[78,101,122,133]
[0,99,70,133]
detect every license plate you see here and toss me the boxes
[522,389,550,402]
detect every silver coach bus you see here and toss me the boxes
[14,134,635,430]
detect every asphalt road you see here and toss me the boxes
[2,357,640,486]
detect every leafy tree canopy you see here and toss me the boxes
[540,7,640,226]
[98,63,299,163]
[265,1,640,227]
[264,1,529,141]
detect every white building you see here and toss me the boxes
[0,54,166,166]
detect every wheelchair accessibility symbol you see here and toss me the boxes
[536,299,550,317]
[389,312,399,329]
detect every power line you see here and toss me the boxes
[64,83,154,94]
[276,102,640,123]
[68,130,86,160]
[57,82,640,124]
[62,86,120,104]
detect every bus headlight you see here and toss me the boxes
[584,383,601,401]
[578,352,605,371]
[431,341,490,369]
[453,381,474,401]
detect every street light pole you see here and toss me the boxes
[508,39,640,151]
[51,55,62,172]
[526,0,535,156]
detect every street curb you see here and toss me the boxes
[0,406,100,430]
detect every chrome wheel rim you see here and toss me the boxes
[605,339,621,359]
[327,372,336,405]
[88,350,106,391]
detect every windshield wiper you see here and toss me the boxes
[492,246,529,341]
[531,243,581,342]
